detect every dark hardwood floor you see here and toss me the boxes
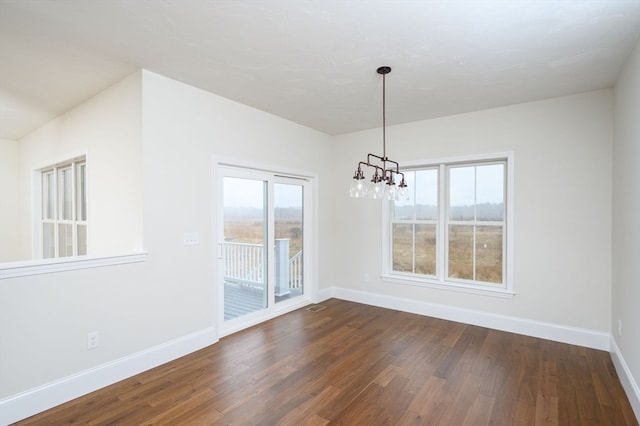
[16,299,638,425]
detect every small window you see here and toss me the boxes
[40,157,87,259]
[384,153,513,295]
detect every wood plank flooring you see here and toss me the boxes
[16,299,638,425]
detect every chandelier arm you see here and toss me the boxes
[367,153,384,163]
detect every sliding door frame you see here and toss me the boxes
[213,157,317,337]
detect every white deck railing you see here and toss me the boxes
[223,240,302,294]
[289,250,302,289]
[224,242,264,290]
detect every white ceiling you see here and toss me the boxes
[1,0,639,140]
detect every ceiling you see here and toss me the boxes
[1,0,639,140]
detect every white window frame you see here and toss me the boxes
[382,152,514,298]
[36,156,88,259]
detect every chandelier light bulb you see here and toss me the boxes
[396,185,409,201]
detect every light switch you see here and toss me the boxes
[183,232,200,246]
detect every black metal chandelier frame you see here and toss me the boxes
[351,66,407,197]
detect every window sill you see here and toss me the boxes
[381,274,515,299]
[0,252,148,279]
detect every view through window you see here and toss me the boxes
[388,156,510,291]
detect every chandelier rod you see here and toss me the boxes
[378,66,391,161]
[382,68,386,160]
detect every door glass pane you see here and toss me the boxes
[448,224,473,280]
[274,183,303,304]
[223,177,267,321]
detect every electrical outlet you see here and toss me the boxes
[88,331,100,350]
[618,319,623,336]
[363,273,370,283]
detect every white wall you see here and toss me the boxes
[613,38,640,406]
[140,69,333,335]
[331,90,613,333]
[10,71,144,261]
[1,69,630,419]
[0,70,332,401]
[0,138,21,262]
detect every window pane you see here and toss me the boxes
[58,223,73,257]
[76,163,87,221]
[392,224,413,273]
[448,224,473,280]
[449,166,475,220]
[476,226,503,283]
[476,164,504,221]
[394,171,414,220]
[42,171,55,219]
[43,223,55,258]
[415,169,438,220]
[58,167,73,220]
[77,224,87,256]
[415,224,436,275]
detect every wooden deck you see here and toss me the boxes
[224,282,303,320]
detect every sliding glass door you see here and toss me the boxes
[218,166,311,334]
[274,182,304,305]
[222,176,267,320]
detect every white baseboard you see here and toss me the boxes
[3,290,631,425]
[0,327,218,425]
[331,286,610,350]
[314,287,335,303]
[610,337,640,422]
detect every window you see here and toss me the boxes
[40,157,87,259]
[384,153,513,295]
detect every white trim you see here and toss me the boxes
[314,287,335,303]
[610,337,640,422]
[0,252,148,279]
[214,156,316,181]
[381,273,515,298]
[382,151,515,295]
[219,298,311,337]
[331,286,610,350]
[0,327,218,425]
[400,151,516,170]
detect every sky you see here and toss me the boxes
[223,177,303,209]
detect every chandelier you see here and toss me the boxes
[349,66,408,201]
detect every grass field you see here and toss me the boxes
[392,224,503,284]
[225,216,502,284]
[224,218,302,258]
